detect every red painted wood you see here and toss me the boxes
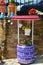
[12,15,40,20]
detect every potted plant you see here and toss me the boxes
[17,39,35,64]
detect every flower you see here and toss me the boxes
[0,51,3,55]
[28,8,36,15]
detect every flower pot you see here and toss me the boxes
[17,44,35,64]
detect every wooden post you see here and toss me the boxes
[17,20,19,44]
[32,20,34,45]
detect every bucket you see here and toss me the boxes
[17,44,35,64]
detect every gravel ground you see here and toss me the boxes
[0,55,43,65]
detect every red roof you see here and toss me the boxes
[0,0,6,5]
[12,15,40,20]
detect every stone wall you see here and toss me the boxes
[6,21,17,58]
[34,20,43,54]
[6,20,43,58]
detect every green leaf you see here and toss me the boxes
[25,40,32,46]
[9,0,15,3]
[0,55,2,58]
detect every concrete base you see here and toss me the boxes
[2,55,43,65]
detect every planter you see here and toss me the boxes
[17,44,35,64]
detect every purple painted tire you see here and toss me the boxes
[17,44,35,64]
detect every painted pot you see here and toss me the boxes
[17,44,35,64]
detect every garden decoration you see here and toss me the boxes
[28,8,36,15]
[0,13,5,19]
[9,12,14,18]
[16,1,43,16]
[28,8,43,15]
[0,0,6,18]
[12,15,39,64]
[24,22,31,36]
[17,19,34,64]
[0,0,6,19]
[8,0,16,18]
[24,28,31,36]
[0,0,42,64]
[22,24,31,36]
[22,26,25,30]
